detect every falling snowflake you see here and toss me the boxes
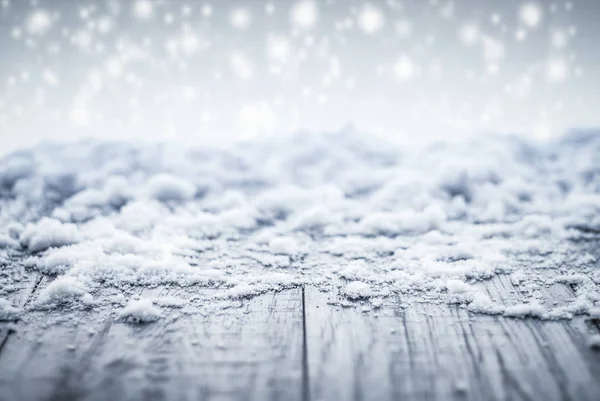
[267,35,291,61]
[458,23,480,46]
[230,8,251,30]
[291,0,318,30]
[515,28,527,42]
[180,31,203,55]
[25,9,53,35]
[519,3,542,28]
[133,0,154,20]
[546,58,569,83]
[393,55,417,82]
[357,4,385,35]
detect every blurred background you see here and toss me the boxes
[0,0,599,155]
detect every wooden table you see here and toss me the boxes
[1,264,599,401]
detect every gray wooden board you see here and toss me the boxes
[0,271,599,400]
[305,278,600,401]
[0,286,304,401]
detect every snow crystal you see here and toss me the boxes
[118,299,163,323]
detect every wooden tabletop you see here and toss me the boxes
[1,265,599,401]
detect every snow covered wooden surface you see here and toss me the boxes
[1,133,600,400]
[1,272,599,401]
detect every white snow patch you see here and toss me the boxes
[35,277,91,307]
[467,293,504,315]
[445,279,472,294]
[20,218,80,252]
[343,281,373,300]
[118,299,163,323]
[504,302,547,318]
[1,131,600,318]
[0,298,20,321]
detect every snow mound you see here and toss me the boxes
[0,298,20,321]
[118,299,163,323]
[1,130,600,319]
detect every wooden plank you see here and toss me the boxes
[0,287,304,401]
[305,284,600,401]
[0,250,43,360]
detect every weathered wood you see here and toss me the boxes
[304,282,600,401]
[2,266,599,401]
[0,287,304,401]
[0,255,43,359]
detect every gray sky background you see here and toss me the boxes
[1,0,599,154]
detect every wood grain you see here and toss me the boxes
[304,280,600,401]
[0,287,304,401]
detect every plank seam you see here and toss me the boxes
[22,274,43,308]
[0,272,43,357]
[301,286,310,401]
[0,327,16,357]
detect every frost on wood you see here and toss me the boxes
[0,130,600,319]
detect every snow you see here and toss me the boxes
[146,174,196,202]
[343,281,373,300]
[468,293,504,315]
[19,218,80,252]
[35,277,91,307]
[1,130,600,319]
[0,298,20,321]
[269,237,300,255]
[504,302,547,318]
[118,299,163,323]
[445,279,472,294]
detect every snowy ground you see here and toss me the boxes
[1,129,599,323]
